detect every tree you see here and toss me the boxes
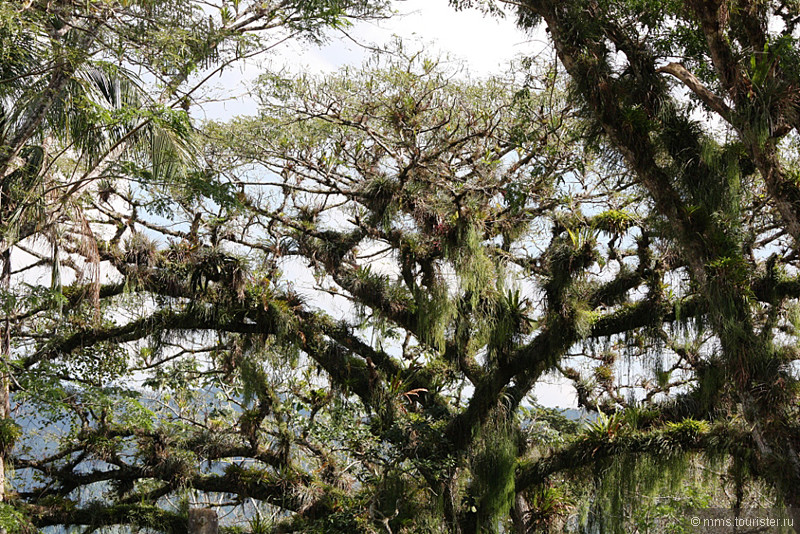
[0,0,388,530]
[13,33,764,530]
[459,0,800,521]
[9,43,628,532]
[9,0,800,532]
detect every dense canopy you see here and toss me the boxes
[1,0,800,533]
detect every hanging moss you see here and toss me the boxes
[414,280,456,352]
[444,220,496,304]
[487,289,532,364]
[582,447,694,534]
[468,415,518,533]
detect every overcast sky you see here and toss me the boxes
[198,0,546,120]
[294,0,537,75]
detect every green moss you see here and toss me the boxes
[0,418,21,454]
[224,463,271,488]
[0,503,34,534]
[592,209,636,234]
[664,418,709,441]
[469,417,518,533]
[594,365,613,384]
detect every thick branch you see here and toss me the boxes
[657,62,732,120]
[515,423,735,492]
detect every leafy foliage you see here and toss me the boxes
[5,0,800,532]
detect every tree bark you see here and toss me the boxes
[188,508,218,534]
[0,246,10,534]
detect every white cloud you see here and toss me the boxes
[197,0,541,120]
[298,0,537,76]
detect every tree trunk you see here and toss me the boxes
[511,493,531,534]
[0,245,10,533]
[188,508,218,534]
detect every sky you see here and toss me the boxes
[198,0,547,121]
[294,0,538,76]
